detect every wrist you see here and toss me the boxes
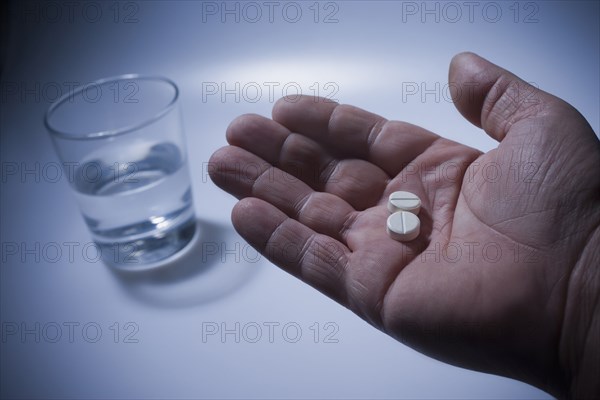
[560,227,600,399]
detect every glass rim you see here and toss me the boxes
[44,73,179,141]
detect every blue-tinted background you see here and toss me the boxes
[1,1,598,398]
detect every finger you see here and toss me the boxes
[209,146,358,244]
[277,135,388,210]
[232,197,351,303]
[234,197,432,329]
[226,113,389,210]
[272,96,440,177]
[208,145,269,198]
[226,114,333,190]
[448,51,574,142]
[225,114,289,165]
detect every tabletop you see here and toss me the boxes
[1,1,598,399]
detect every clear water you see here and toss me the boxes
[73,142,195,267]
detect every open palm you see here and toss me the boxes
[209,53,600,398]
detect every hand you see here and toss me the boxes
[209,52,600,398]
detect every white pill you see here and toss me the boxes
[387,211,420,242]
[388,191,421,215]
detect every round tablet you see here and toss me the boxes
[387,211,420,242]
[388,191,421,215]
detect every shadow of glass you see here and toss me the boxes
[107,219,263,308]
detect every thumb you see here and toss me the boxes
[448,52,573,142]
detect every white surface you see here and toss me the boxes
[2,1,598,399]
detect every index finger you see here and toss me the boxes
[272,96,440,177]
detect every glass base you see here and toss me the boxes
[97,218,197,269]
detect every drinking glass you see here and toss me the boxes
[45,74,196,268]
